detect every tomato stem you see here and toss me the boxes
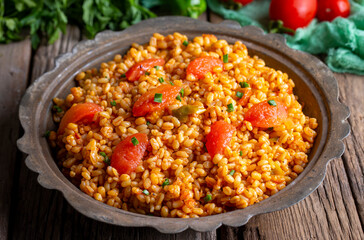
[268,20,295,34]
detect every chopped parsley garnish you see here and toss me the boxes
[227,103,234,112]
[169,81,174,86]
[131,137,139,146]
[154,93,163,103]
[204,194,212,202]
[240,82,249,88]
[229,170,235,176]
[154,66,160,70]
[268,100,277,106]
[142,189,150,195]
[236,91,243,98]
[146,121,151,126]
[145,72,150,76]
[110,100,116,106]
[176,95,182,101]
[180,88,184,97]
[120,74,126,78]
[223,54,229,63]
[53,105,62,113]
[239,150,243,156]
[162,178,170,187]
[158,77,164,83]
[183,40,189,46]
[43,130,50,138]
[100,152,110,165]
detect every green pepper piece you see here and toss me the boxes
[172,105,204,122]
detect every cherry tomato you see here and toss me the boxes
[186,56,224,80]
[269,0,317,30]
[132,84,181,117]
[126,58,165,82]
[111,133,149,175]
[234,0,253,5]
[245,100,288,128]
[205,121,236,158]
[317,0,350,22]
[58,103,102,134]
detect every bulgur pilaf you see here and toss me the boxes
[49,32,318,218]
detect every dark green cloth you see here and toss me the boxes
[207,0,364,75]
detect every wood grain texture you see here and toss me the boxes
[0,39,31,240]
[337,74,364,224]
[8,26,82,240]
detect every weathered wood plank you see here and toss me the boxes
[0,39,31,240]
[9,26,81,240]
[336,74,364,224]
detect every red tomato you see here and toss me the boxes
[205,121,236,158]
[126,58,165,82]
[245,100,288,128]
[234,0,253,5]
[269,0,317,30]
[111,133,149,175]
[186,56,224,80]
[132,84,181,117]
[317,0,350,22]
[58,103,102,134]
[238,88,252,107]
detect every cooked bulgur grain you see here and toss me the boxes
[51,32,317,218]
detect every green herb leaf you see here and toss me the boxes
[146,121,151,126]
[236,91,243,98]
[154,65,160,70]
[239,82,249,88]
[204,194,212,202]
[176,95,182,101]
[145,72,150,76]
[169,81,174,86]
[142,189,150,195]
[110,100,116,106]
[183,40,189,46]
[131,136,139,146]
[43,130,51,138]
[53,105,62,113]
[121,74,126,78]
[227,103,234,112]
[239,150,243,156]
[158,77,164,83]
[223,54,229,63]
[268,100,277,106]
[154,93,163,103]
[229,170,235,176]
[162,178,170,187]
[180,88,184,97]
[100,152,110,165]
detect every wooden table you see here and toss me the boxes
[0,13,363,240]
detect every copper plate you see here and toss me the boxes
[18,16,350,233]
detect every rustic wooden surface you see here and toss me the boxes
[0,13,363,240]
